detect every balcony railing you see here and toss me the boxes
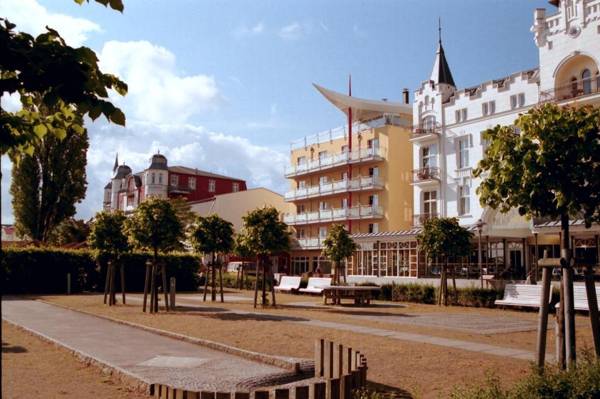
[283,205,384,225]
[284,176,384,201]
[293,237,325,250]
[410,123,441,140]
[285,147,385,177]
[539,78,600,103]
[412,167,440,183]
[413,212,439,226]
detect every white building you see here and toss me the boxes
[345,0,600,281]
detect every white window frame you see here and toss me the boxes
[232,182,239,192]
[170,174,178,187]
[189,177,196,190]
[319,227,328,239]
[457,137,470,169]
[458,184,471,216]
[518,93,525,107]
[208,179,216,193]
[423,190,437,216]
[421,144,438,168]
[510,95,517,109]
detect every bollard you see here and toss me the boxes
[170,277,176,310]
[67,273,71,295]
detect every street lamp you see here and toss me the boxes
[476,219,485,288]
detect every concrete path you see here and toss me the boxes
[1,299,294,391]
[139,294,546,362]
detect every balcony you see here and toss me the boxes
[284,147,385,178]
[539,78,600,104]
[293,237,324,250]
[284,176,384,201]
[410,123,441,142]
[412,167,440,184]
[413,212,439,226]
[283,205,384,226]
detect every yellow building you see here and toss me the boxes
[284,84,414,274]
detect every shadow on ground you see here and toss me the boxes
[2,342,28,354]
[203,312,309,322]
[324,310,417,318]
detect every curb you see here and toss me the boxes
[38,299,313,373]
[2,318,153,395]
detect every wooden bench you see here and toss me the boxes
[322,286,381,306]
[274,276,302,293]
[556,283,600,311]
[495,283,549,308]
[298,277,332,294]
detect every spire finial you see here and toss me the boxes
[348,74,352,97]
[113,153,119,172]
[438,17,442,44]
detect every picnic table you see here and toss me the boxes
[322,285,381,306]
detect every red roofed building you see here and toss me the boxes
[103,153,247,212]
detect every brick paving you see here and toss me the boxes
[1,299,306,392]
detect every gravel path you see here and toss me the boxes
[1,299,300,392]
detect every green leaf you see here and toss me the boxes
[54,128,67,140]
[109,108,126,126]
[33,124,47,138]
[109,0,124,12]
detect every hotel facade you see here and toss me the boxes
[286,0,600,282]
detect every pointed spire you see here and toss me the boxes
[430,18,456,87]
[113,153,119,172]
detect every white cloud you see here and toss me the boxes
[0,0,101,47]
[232,22,265,39]
[98,40,220,124]
[279,22,304,40]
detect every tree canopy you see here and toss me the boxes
[322,224,356,284]
[125,198,183,257]
[473,103,600,227]
[88,210,129,256]
[241,206,290,256]
[189,214,234,258]
[1,0,126,157]
[48,218,90,246]
[417,217,472,262]
[10,110,88,242]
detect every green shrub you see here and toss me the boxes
[452,287,501,308]
[451,351,600,399]
[2,247,201,294]
[372,283,501,307]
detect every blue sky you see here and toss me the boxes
[1,0,552,222]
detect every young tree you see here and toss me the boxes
[88,210,129,305]
[474,103,600,368]
[242,207,290,308]
[189,215,234,302]
[322,224,357,285]
[10,114,88,242]
[233,232,256,289]
[417,217,472,306]
[126,198,183,312]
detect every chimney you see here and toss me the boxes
[402,88,410,104]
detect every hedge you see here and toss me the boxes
[2,247,202,294]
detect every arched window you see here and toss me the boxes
[421,115,436,132]
[582,69,592,94]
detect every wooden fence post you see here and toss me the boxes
[313,382,326,399]
[315,339,324,377]
[324,341,334,379]
[295,386,309,399]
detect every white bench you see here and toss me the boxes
[495,284,549,308]
[274,276,302,293]
[556,283,600,311]
[299,277,332,294]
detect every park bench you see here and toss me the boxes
[274,276,302,293]
[556,283,600,311]
[299,277,332,294]
[494,283,549,308]
[322,286,381,306]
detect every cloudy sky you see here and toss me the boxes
[1,0,549,223]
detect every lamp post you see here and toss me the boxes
[476,219,485,288]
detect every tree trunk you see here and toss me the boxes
[561,213,576,368]
[443,259,449,307]
[261,259,267,306]
[253,256,260,308]
[219,263,224,303]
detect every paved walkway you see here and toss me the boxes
[1,299,295,391]
[136,294,545,362]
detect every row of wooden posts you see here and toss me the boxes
[150,339,368,399]
[536,250,600,368]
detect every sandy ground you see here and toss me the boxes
[36,291,598,398]
[1,321,148,399]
